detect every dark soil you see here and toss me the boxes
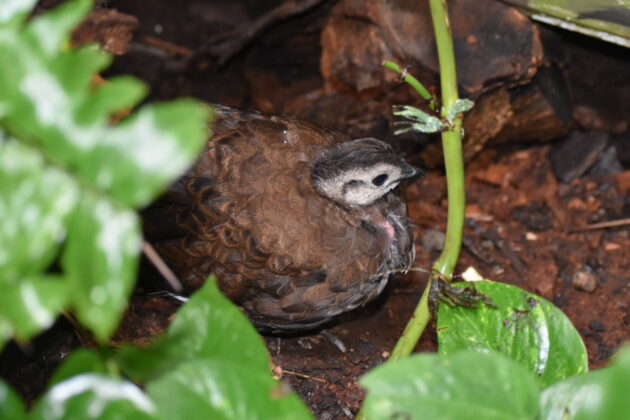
[2,1,629,419]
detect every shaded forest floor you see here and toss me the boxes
[1,1,628,419]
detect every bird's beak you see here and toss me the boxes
[400,165,424,181]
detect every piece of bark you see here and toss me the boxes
[564,33,630,134]
[422,65,571,166]
[587,146,624,176]
[320,0,543,97]
[317,0,571,166]
[493,65,572,144]
[284,89,393,141]
[550,131,609,183]
[71,9,139,55]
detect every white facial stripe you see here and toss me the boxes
[313,163,407,207]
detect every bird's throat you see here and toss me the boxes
[375,219,396,241]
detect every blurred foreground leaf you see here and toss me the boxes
[0,0,210,345]
[118,278,312,419]
[0,379,26,420]
[361,350,539,420]
[540,345,630,419]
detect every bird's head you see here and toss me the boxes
[311,138,423,208]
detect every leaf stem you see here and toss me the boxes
[383,60,435,105]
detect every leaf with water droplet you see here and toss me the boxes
[445,98,475,124]
[393,105,446,133]
[438,281,587,388]
[62,195,141,342]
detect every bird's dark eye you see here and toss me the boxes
[372,174,388,186]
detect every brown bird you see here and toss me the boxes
[144,105,421,331]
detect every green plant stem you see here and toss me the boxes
[430,0,465,278]
[390,0,465,362]
[357,2,465,418]
[382,60,435,106]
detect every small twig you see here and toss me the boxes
[466,219,526,276]
[321,330,347,353]
[568,218,630,233]
[142,241,183,292]
[462,236,493,264]
[386,266,432,276]
[140,36,193,57]
[279,368,328,384]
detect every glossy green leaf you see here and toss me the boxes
[117,278,269,381]
[0,0,210,348]
[146,360,312,420]
[540,345,630,419]
[0,275,68,342]
[0,1,211,209]
[76,76,147,125]
[437,281,588,388]
[0,379,26,420]
[30,373,157,420]
[393,105,446,134]
[0,139,79,280]
[23,0,92,56]
[48,349,109,388]
[61,195,141,341]
[0,138,76,347]
[0,0,37,26]
[91,100,211,207]
[502,0,630,49]
[446,98,475,124]
[361,350,539,420]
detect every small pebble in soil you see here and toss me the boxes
[525,232,538,241]
[605,242,621,251]
[588,320,606,332]
[510,202,553,231]
[571,269,598,292]
[553,294,568,307]
[421,228,445,253]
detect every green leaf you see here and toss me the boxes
[445,98,474,124]
[540,345,630,419]
[61,195,141,341]
[360,350,539,420]
[118,279,310,419]
[437,281,588,388]
[393,105,446,134]
[76,76,147,125]
[0,2,211,209]
[30,373,158,420]
[0,275,68,342]
[117,278,269,381]
[23,0,92,56]
[48,349,109,388]
[0,379,26,420]
[0,0,211,348]
[0,138,76,346]
[0,139,79,280]
[146,360,312,420]
[502,0,630,49]
[0,0,37,26]
[92,100,211,207]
